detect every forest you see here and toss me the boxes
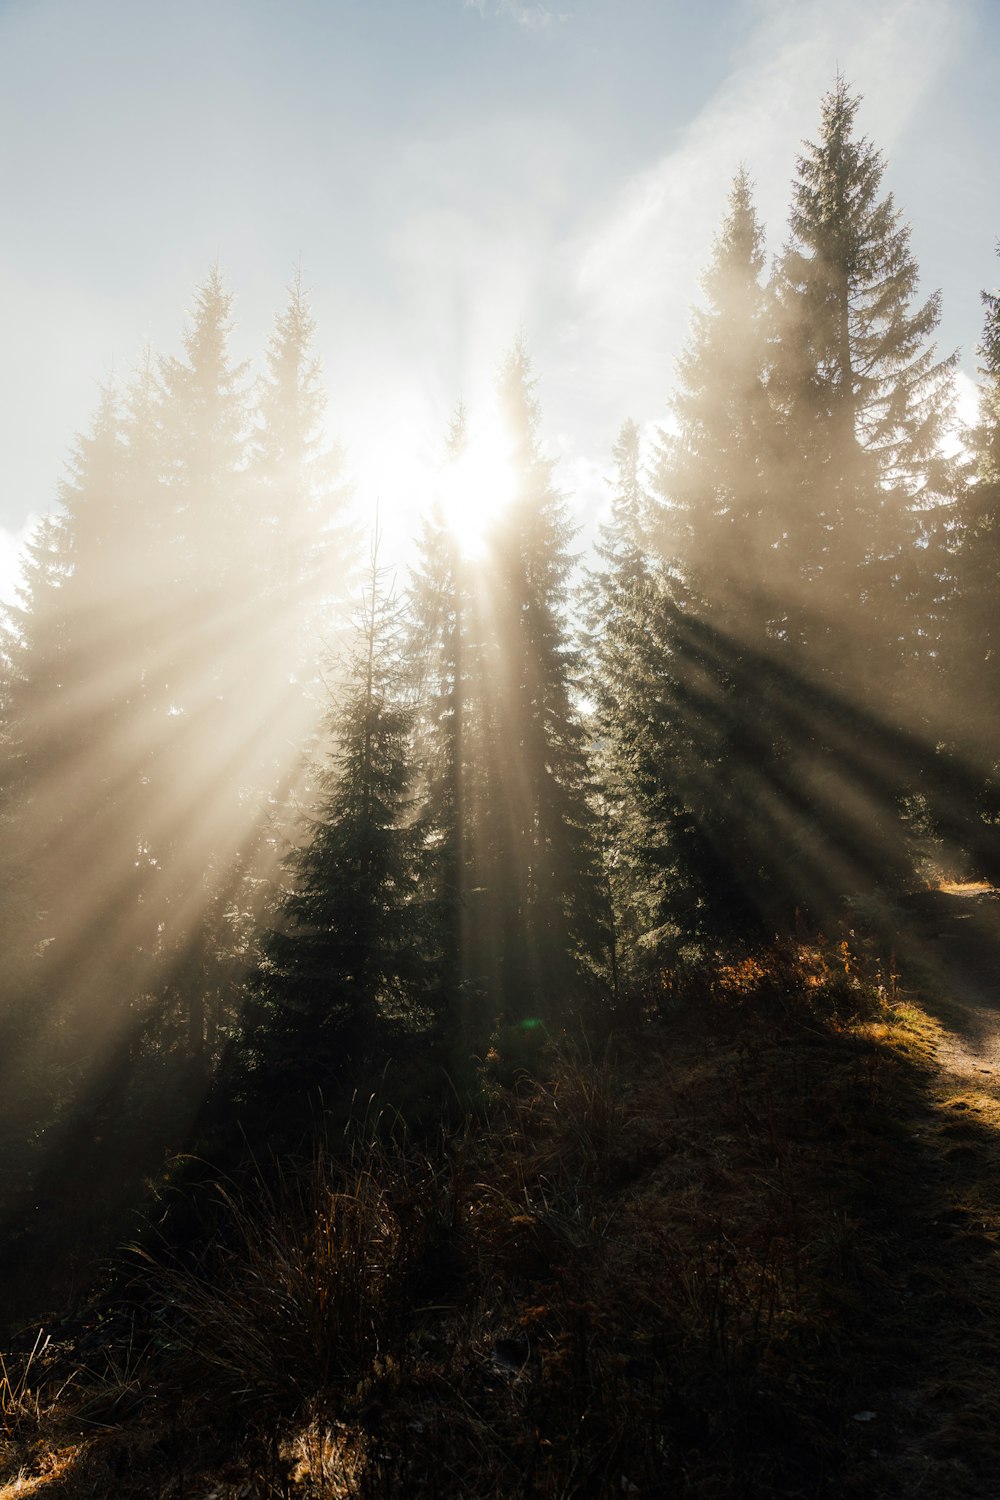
[1,79,1000,1497]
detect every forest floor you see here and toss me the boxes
[3,897,1000,1497]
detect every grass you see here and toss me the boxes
[4,935,1000,1495]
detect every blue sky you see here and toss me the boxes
[1,0,997,588]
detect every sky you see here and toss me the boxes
[0,0,998,596]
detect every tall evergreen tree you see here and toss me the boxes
[0,511,77,1097]
[760,81,965,901]
[611,175,785,949]
[584,420,667,989]
[237,535,420,1101]
[150,268,258,1060]
[407,407,475,1041]
[0,384,139,1019]
[158,267,251,579]
[949,244,1000,829]
[650,168,774,634]
[0,379,174,1225]
[253,270,355,675]
[480,342,605,1020]
[248,272,358,907]
[769,78,957,693]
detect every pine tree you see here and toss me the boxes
[0,511,76,1107]
[769,78,957,692]
[239,534,421,1101]
[754,81,964,905]
[0,381,171,1223]
[151,268,258,1060]
[980,256,1000,478]
[0,385,138,1012]
[158,267,251,575]
[949,245,1000,831]
[253,270,355,678]
[248,272,359,913]
[610,176,784,950]
[407,407,474,1039]
[584,421,662,990]
[650,168,773,635]
[481,342,605,1021]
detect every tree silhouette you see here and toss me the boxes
[237,533,421,1103]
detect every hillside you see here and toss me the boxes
[4,921,1000,1499]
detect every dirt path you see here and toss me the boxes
[873,883,1000,1496]
[899,884,1000,1089]
[936,1018,1000,1093]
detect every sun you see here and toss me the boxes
[436,412,519,559]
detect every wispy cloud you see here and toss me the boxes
[560,0,966,435]
[462,0,571,31]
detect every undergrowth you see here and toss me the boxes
[3,935,998,1497]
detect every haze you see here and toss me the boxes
[0,0,997,593]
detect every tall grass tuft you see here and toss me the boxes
[136,1139,456,1410]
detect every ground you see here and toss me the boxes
[4,893,1000,1497]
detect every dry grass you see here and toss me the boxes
[0,1331,73,1437]
[7,938,1000,1496]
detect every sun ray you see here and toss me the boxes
[437,410,519,559]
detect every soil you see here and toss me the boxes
[902,883,1000,1087]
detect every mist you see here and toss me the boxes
[1,25,999,1497]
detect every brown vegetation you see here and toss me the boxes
[6,938,1000,1497]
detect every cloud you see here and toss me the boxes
[562,0,966,430]
[462,0,570,31]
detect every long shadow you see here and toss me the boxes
[637,596,1000,948]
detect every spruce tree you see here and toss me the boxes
[239,535,420,1101]
[0,385,138,1025]
[253,270,355,679]
[0,380,174,1225]
[584,420,665,989]
[152,268,257,1060]
[407,407,476,1044]
[650,168,773,634]
[949,245,1000,834]
[615,175,784,948]
[482,342,605,1021]
[0,511,77,1111]
[248,273,358,908]
[761,82,962,905]
[961,247,1000,704]
[769,78,957,693]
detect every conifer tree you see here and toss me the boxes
[482,342,605,1020]
[612,175,783,949]
[754,81,962,904]
[158,267,251,575]
[239,534,420,1099]
[584,420,665,990]
[253,270,355,677]
[650,168,773,634]
[769,78,957,692]
[151,268,258,1059]
[248,273,358,903]
[407,408,475,1038]
[0,386,136,1004]
[0,511,76,1091]
[0,381,169,1216]
[950,245,1000,825]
